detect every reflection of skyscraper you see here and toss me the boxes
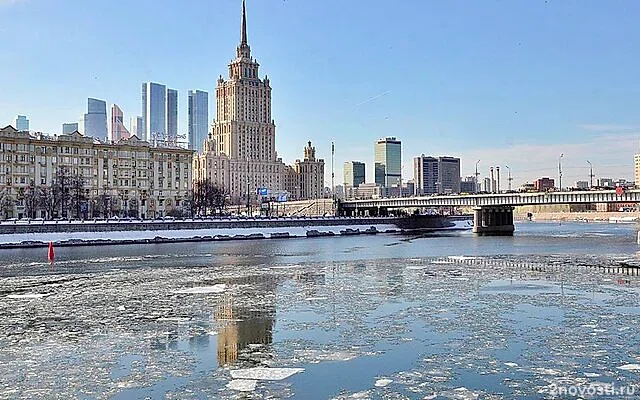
[215,275,278,366]
[166,88,178,144]
[110,104,130,142]
[142,82,166,142]
[188,89,208,152]
[84,98,108,141]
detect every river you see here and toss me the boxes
[1,221,639,399]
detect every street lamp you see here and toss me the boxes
[586,160,594,189]
[505,165,512,191]
[475,160,480,193]
[490,167,495,193]
[558,153,564,191]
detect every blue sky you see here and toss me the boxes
[2,0,640,187]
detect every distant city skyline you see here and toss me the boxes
[2,0,640,186]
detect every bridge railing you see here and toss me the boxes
[340,189,640,208]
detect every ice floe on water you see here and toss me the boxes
[226,379,257,392]
[617,363,640,371]
[229,367,304,380]
[373,378,392,387]
[1,251,640,398]
[6,293,49,299]
[173,284,226,294]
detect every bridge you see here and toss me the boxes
[338,189,640,236]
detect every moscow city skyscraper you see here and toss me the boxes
[142,82,166,142]
[15,115,29,131]
[188,90,208,152]
[130,116,144,138]
[110,104,130,142]
[83,98,108,141]
[166,88,178,144]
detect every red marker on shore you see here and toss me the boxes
[48,242,55,264]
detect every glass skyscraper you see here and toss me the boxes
[83,98,108,141]
[15,115,29,131]
[142,82,166,142]
[166,88,178,144]
[130,116,144,138]
[62,123,78,134]
[374,137,402,187]
[188,90,209,152]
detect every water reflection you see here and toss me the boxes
[215,274,278,366]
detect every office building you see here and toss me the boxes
[576,180,589,190]
[413,155,461,195]
[62,123,78,134]
[374,137,401,188]
[534,177,555,191]
[142,82,166,142]
[130,116,144,137]
[0,125,193,219]
[188,90,209,152]
[166,88,178,144]
[461,176,477,193]
[343,161,365,187]
[83,98,108,141]
[110,104,130,142]
[15,115,29,131]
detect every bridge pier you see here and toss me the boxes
[473,206,514,236]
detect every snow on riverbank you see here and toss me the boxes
[0,224,400,246]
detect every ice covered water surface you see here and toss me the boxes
[0,252,639,398]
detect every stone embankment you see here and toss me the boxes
[514,211,640,222]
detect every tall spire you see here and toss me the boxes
[241,0,247,45]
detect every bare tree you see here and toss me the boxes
[22,180,41,219]
[39,186,59,220]
[0,189,15,220]
[69,174,87,219]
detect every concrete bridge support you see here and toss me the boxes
[473,206,515,236]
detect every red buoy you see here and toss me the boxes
[48,242,55,264]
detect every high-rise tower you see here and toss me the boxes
[188,90,209,152]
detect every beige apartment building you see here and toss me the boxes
[193,1,324,204]
[0,125,193,219]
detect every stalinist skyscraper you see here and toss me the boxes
[195,1,325,204]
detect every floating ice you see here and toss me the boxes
[230,367,304,381]
[584,372,601,377]
[117,305,126,311]
[226,379,257,392]
[374,378,393,387]
[173,284,226,294]
[305,297,327,301]
[7,293,49,299]
[504,362,519,368]
[617,363,640,371]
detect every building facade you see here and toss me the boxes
[413,155,461,195]
[343,161,365,188]
[110,104,130,142]
[142,82,166,142]
[15,115,29,131]
[83,98,108,142]
[194,1,324,203]
[188,90,209,153]
[534,177,555,191]
[374,137,401,188]
[62,123,78,135]
[0,125,193,220]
